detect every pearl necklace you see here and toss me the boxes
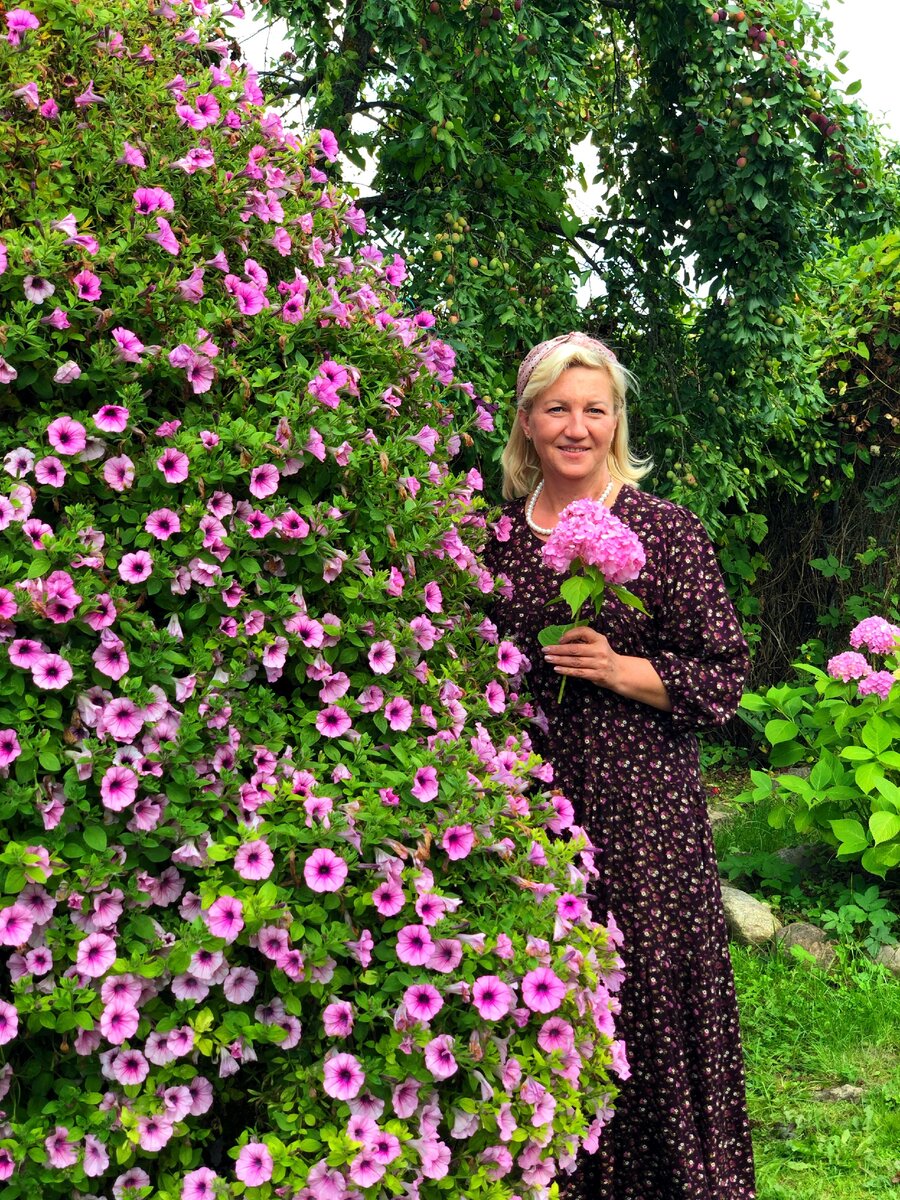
[525,478,614,536]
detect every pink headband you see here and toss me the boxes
[515,331,617,401]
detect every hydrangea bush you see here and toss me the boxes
[739,616,900,878]
[0,0,624,1195]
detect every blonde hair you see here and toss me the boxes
[500,343,653,500]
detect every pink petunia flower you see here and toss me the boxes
[145,507,181,540]
[119,551,153,583]
[411,766,439,803]
[76,932,117,978]
[323,1052,365,1100]
[31,653,72,690]
[0,729,22,768]
[396,924,434,966]
[112,1047,150,1086]
[205,895,244,943]
[100,763,139,811]
[319,128,339,161]
[223,966,258,1004]
[0,998,19,1045]
[367,639,396,674]
[384,695,413,731]
[537,1016,575,1052]
[73,269,101,300]
[92,631,130,681]
[46,415,86,455]
[249,463,279,498]
[521,966,567,1013]
[472,975,514,1021]
[99,997,140,1044]
[156,447,190,483]
[83,1134,109,1178]
[103,454,135,491]
[372,878,405,916]
[442,824,474,861]
[100,697,144,741]
[316,706,352,739]
[34,456,66,486]
[137,1113,174,1152]
[111,327,145,364]
[322,1001,354,1037]
[45,1126,79,1169]
[428,937,463,973]
[424,1034,458,1080]
[0,903,34,946]
[304,848,348,893]
[235,1142,273,1186]
[403,983,444,1023]
[181,1166,219,1199]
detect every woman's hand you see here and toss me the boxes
[542,627,673,712]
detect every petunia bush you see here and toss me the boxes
[0,1,625,1196]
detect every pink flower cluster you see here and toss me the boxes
[541,497,646,584]
[827,615,898,701]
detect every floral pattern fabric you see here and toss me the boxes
[484,487,756,1200]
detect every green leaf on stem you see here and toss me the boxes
[559,575,593,617]
[609,584,647,614]
[538,623,574,647]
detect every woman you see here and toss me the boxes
[482,332,756,1200]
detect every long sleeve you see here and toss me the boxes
[646,509,749,734]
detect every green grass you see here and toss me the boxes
[707,766,900,1198]
[734,946,900,1199]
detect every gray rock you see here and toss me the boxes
[812,1084,865,1103]
[775,922,837,971]
[708,808,733,830]
[719,884,782,946]
[781,765,811,778]
[773,844,822,873]
[874,944,900,976]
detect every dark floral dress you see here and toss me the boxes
[484,486,756,1200]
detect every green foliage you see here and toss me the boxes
[262,0,898,525]
[738,647,900,878]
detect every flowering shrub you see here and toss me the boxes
[0,0,623,1195]
[739,616,900,878]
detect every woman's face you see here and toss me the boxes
[519,366,618,490]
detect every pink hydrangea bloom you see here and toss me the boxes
[849,616,900,656]
[541,497,646,584]
[827,651,872,682]
[857,671,896,701]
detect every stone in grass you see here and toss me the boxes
[773,844,824,873]
[811,1083,865,1103]
[874,945,900,976]
[775,922,837,971]
[708,808,733,831]
[719,884,782,945]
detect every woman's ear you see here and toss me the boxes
[518,409,531,441]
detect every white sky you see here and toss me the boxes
[827,0,899,138]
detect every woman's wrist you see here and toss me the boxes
[603,653,672,712]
